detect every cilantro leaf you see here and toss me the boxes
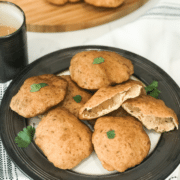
[15,126,35,148]
[73,95,82,103]
[107,130,115,139]
[30,83,48,92]
[145,80,158,92]
[149,80,158,88]
[148,88,161,99]
[145,85,154,92]
[93,57,105,64]
[145,81,161,99]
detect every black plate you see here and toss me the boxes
[0,45,180,180]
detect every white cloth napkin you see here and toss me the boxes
[0,0,180,179]
[85,0,180,179]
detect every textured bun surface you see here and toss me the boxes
[69,50,134,90]
[35,107,93,169]
[79,80,143,120]
[84,0,124,7]
[92,116,150,172]
[10,74,67,118]
[122,95,179,132]
[59,75,92,117]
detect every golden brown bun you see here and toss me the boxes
[46,0,80,5]
[10,74,67,118]
[59,75,92,118]
[108,106,131,117]
[122,95,179,133]
[46,0,67,5]
[92,116,150,172]
[107,80,146,118]
[69,50,134,90]
[69,0,80,2]
[79,80,143,120]
[85,0,124,8]
[35,107,93,169]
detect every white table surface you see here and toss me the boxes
[26,0,180,179]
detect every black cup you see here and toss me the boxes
[0,1,28,83]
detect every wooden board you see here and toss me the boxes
[5,0,148,32]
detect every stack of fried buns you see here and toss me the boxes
[10,50,179,172]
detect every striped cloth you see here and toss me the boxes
[0,82,32,180]
[0,0,180,179]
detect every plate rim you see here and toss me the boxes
[0,45,180,180]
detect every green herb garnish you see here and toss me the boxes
[107,130,115,139]
[73,95,82,103]
[93,57,105,64]
[145,80,160,99]
[148,88,161,99]
[15,126,35,148]
[30,83,48,92]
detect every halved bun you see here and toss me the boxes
[79,80,144,120]
[122,95,179,133]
